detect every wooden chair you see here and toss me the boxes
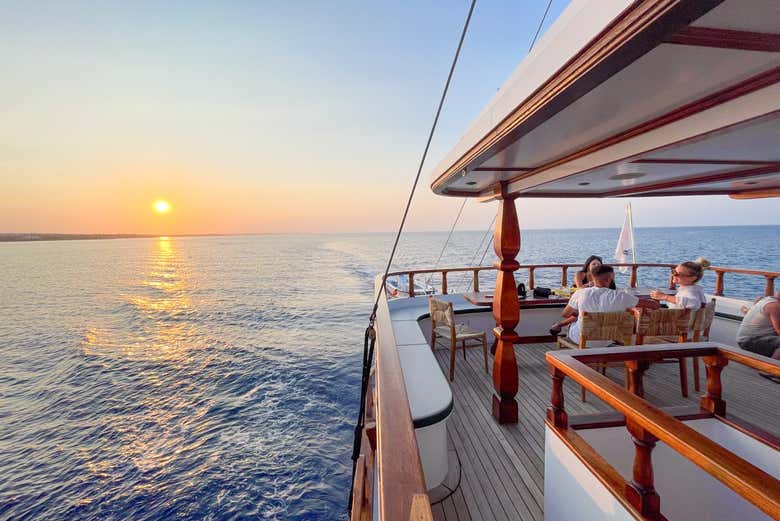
[557,310,635,401]
[429,297,488,381]
[633,307,692,397]
[645,300,716,392]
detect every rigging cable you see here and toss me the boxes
[424,197,469,289]
[454,0,553,294]
[456,213,496,293]
[348,0,477,514]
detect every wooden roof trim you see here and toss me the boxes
[665,26,780,52]
[431,0,723,194]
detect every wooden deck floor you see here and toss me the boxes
[428,341,780,521]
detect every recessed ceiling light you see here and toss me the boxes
[578,182,591,186]
[609,172,646,181]
[465,181,477,186]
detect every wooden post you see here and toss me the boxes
[629,265,638,288]
[700,355,728,415]
[625,420,661,518]
[473,269,480,293]
[409,273,416,298]
[528,267,535,290]
[561,266,568,287]
[441,271,448,295]
[626,360,650,398]
[766,276,775,297]
[491,183,520,424]
[714,270,725,296]
[546,365,568,428]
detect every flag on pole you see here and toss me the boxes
[614,203,635,273]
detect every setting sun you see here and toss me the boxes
[153,199,171,214]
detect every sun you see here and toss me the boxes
[153,199,171,214]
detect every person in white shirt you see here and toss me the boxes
[563,265,659,344]
[737,291,780,360]
[651,258,710,309]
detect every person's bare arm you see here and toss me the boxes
[650,289,676,304]
[562,305,578,318]
[635,297,661,310]
[574,272,587,288]
[766,301,780,335]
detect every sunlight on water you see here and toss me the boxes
[0,227,776,520]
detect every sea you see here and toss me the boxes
[0,225,777,520]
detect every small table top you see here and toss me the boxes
[462,287,676,307]
[462,292,569,307]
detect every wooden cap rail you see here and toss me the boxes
[349,279,432,521]
[546,343,780,520]
[386,263,779,298]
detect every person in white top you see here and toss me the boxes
[737,290,780,360]
[563,265,659,344]
[651,258,710,309]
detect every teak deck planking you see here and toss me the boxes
[428,341,780,521]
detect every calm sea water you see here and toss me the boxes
[0,226,777,520]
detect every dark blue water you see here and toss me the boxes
[0,226,777,520]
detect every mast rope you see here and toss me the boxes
[456,214,496,293]
[424,198,469,289]
[454,0,552,293]
[348,1,477,514]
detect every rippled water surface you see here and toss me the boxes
[0,226,777,520]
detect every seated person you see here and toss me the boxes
[737,290,780,361]
[563,265,659,344]
[574,255,616,289]
[550,255,615,335]
[650,258,709,309]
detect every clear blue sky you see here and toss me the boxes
[0,1,776,233]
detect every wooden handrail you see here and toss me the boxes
[546,343,780,519]
[386,263,780,297]
[353,278,430,521]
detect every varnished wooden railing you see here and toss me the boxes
[546,344,780,520]
[349,279,433,521]
[386,263,780,299]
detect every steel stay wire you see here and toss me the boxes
[348,1,477,514]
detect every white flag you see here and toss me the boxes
[614,203,635,273]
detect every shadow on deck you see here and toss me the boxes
[429,341,779,521]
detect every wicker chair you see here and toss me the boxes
[557,310,635,401]
[429,297,489,381]
[633,307,693,397]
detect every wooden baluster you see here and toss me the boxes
[441,271,448,295]
[714,270,724,296]
[625,360,650,398]
[473,269,480,293]
[408,273,415,298]
[700,355,728,415]
[766,276,775,297]
[629,265,638,288]
[668,268,676,290]
[491,183,520,424]
[561,266,568,287]
[625,420,661,518]
[528,267,535,290]
[546,365,568,428]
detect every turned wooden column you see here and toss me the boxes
[491,184,520,424]
[546,365,568,428]
[625,420,661,518]
[700,355,728,415]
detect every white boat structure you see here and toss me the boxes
[385,274,435,299]
[349,1,780,520]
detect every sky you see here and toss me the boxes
[1,1,777,235]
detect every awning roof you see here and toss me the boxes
[429,0,780,200]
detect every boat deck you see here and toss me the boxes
[429,341,780,521]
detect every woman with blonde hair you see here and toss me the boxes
[651,257,711,309]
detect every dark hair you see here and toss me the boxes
[580,255,603,274]
[678,257,711,283]
[592,264,614,277]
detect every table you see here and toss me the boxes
[462,291,569,307]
